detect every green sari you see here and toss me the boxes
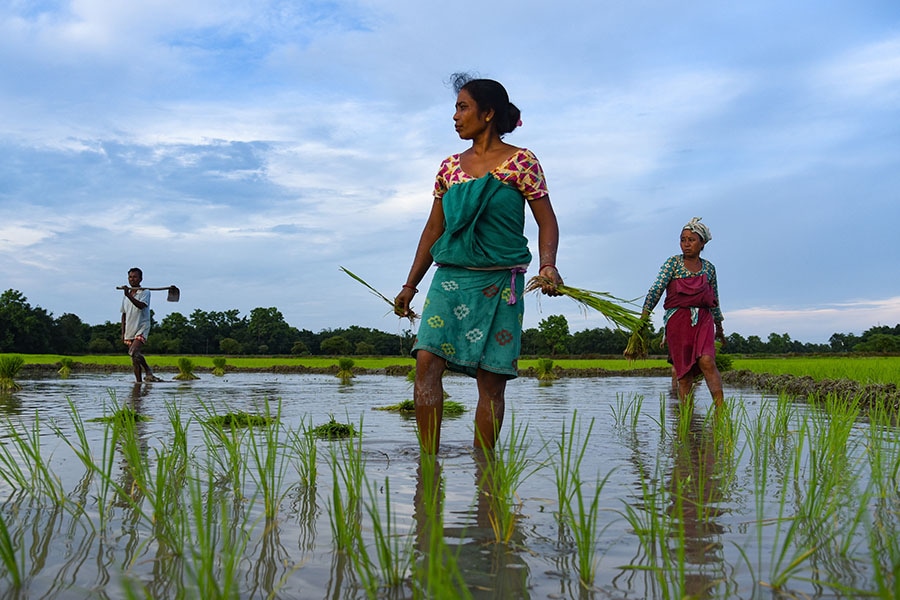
[413,174,531,378]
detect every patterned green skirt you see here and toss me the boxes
[412,266,525,379]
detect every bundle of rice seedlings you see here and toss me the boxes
[89,407,151,424]
[203,412,277,428]
[623,319,651,361]
[312,415,357,439]
[174,357,199,380]
[373,399,466,416]
[212,357,227,376]
[536,358,558,381]
[340,266,418,324]
[337,357,355,381]
[525,276,643,332]
[0,355,24,392]
[58,357,75,379]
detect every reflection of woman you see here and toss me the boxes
[394,74,562,453]
[666,405,729,597]
[641,218,725,406]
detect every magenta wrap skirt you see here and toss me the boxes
[666,307,717,380]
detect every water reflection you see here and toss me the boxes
[0,390,22,416]
[413,451,530,599]
[666,403,734,598]
[618,400,737,598]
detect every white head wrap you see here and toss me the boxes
[683,216,711,243]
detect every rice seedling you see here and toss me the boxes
[477,413,543,543]
[340,265,419,324]
[552,410,588,520]
[337,357,355,383]
[862,415,900,600]
[411,454,472,600]
[212,357,227,376]
[768,393,797,440]
[759,412,826,594]
[202,411,277,428]
[0,511,20,587]
[313,415,357,439]
[87,406,151,424]
[623,317,651,361]
[374,398,416,412]
[327,429,366,552]
[0,355,24,391]
[57,357,75,378]
[174,357,199,380]
[616,462,680,599]
[866,494,900,600]
[198,404,248,499]
[536,358,557,381]
[294,481,319,552]
[611,393,643,430]
[50,397,123,526]
[0,412,66,505]
[287,416,317,486]
[373,398,466,416]
[714,343,733,372]
[551,411,614,587]
[525,275,643,332]
[362,476,415,591]
[245,400,291,519]
[183,467,250,599]
[140,404,191,549]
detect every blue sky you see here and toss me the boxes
[1,0,898,344]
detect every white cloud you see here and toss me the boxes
[727,297,900,342]
[0,0,898,343]
[817,35,900,103]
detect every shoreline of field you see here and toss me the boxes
[9,354,900,409]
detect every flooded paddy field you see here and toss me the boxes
[0,372,897,599]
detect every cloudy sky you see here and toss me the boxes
[1,0,898,344]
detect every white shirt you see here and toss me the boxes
[121,289,151,340]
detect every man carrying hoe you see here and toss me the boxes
[121,267,163,383]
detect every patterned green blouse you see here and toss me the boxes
[642,255,724,325]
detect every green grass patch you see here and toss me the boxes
[522,357,671,371]
[87,407,151,424]
[11,353,900,386]
[373,399,466,416]
[201,412,278,428]
[312,416,357,439]
[5,354,416,371]
[733,356,900,385]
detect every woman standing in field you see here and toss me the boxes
[394,73,563,453]
[641,217,726,407]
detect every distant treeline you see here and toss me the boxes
[2,288,898,356]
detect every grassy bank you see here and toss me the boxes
[5,353,672,374]
[731,355,900,386]
[5,353,900,386]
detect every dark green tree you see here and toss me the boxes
[538,315,570,355]
[246,307,297,354]
[829,332,858,352]
[766,332,792,354]
[320,335,352,355]
[0,290,54,353]
[220,337,242,354]
[53,313,91,354]
[854,333,900,353]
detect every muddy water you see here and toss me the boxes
[0,372,889,598]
